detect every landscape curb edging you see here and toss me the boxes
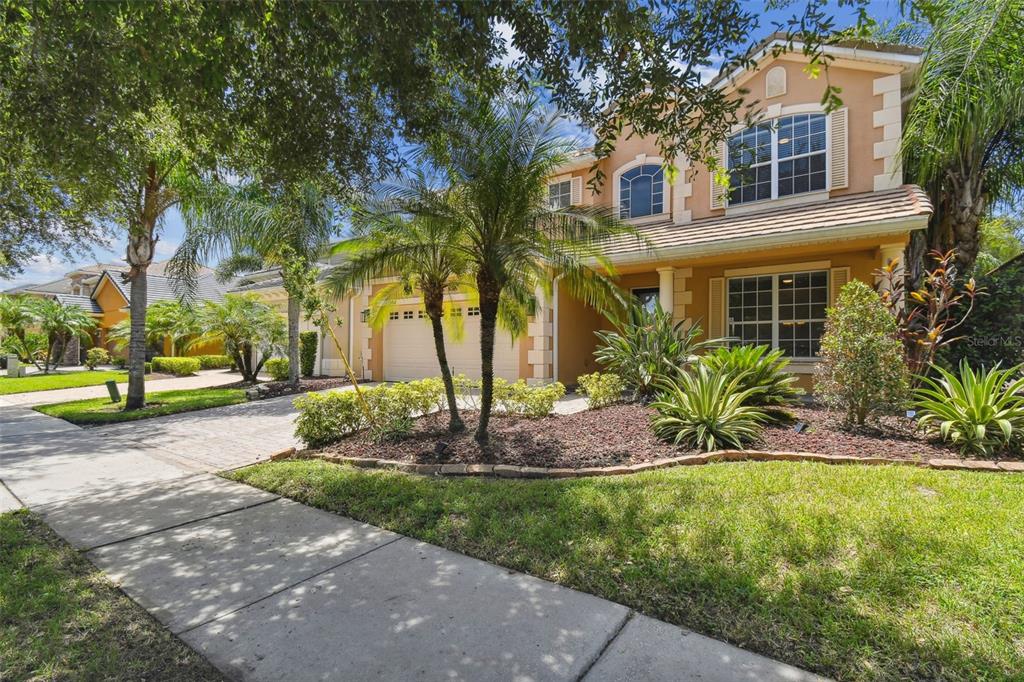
[272,448,1024,476]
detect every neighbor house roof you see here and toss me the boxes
[93,270,232,307]
[602,185,933,264]
[53,294,102,314]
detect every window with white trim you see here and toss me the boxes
[402,310,414,320]
[467,306,481,316]
[727,269,829,358]
[619,164,664,218]
[728,113,827,205]
[548,180,571,209]
[388,311,400,321]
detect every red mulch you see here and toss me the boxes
[318,403,1000,468]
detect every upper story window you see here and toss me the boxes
[728,113,827,206]
[548,180,571,209]
[619,164,664,219]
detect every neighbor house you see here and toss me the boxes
[249,35,930,390]
[4,260,229,364]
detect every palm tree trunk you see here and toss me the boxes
[287,295,300,387]
[475,276,501,443]
[125,270,149,409]
[426,305,463,433]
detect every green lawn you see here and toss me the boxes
[227,459,1024,681]
[36,387,247,425]
[0,510,223,681]
[0,369,127,395]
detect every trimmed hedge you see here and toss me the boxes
[196,354,233,370]
[265,357,290,381]
[300,331,318,377]
[150,356,201,376]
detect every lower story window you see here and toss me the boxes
[632,287,660,313]
[727,270,828,358]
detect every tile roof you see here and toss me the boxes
[54,294,102,314]
[602,186,932,261]
[96,270,231,306]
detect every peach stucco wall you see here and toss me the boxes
[555,235,908,389]
[573,57,893,220]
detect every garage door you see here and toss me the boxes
[383,305,520,381]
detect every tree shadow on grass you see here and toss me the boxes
[236,460,1024,681]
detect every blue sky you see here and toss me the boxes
[1,0,906,291]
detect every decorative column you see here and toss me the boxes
[657,267,674,315]
[527,285,554,384]
[672,267,693,327]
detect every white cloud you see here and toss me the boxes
[155,239,180,259]
[492,20,525,68]
[1,255,73,291]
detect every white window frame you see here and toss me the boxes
[727,111,830,207]
[726,269,829,361]
[548,179,572,209]
[612,155,669,224]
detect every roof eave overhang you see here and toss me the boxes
[605,215,929,268]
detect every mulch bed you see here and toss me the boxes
[318,403,1004,468]
[221,376,355,397]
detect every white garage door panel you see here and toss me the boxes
[383,307,520,381]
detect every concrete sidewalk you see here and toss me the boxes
[2,401,827,681]
[0,368,242,407]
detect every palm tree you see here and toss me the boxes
[389,94,634,442]
[0,294,34,345]
[173,180,339,387]
[189,294,286,382]
[900,0,1024,275]
[108,300,199,357]
[325,201,473,432]
[34,298,96,372]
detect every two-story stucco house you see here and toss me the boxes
[249,34,931,390]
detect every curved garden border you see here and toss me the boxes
[269,448,1024,475]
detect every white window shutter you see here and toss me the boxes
[710,139,729,210]
[829,108,849,190]
[708,277,726,338]
[570,176,583,205]
[829,267,850,307]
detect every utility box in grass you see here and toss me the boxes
[105,380,121,403]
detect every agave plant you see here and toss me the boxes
[595,303,720,402]
[701,345,803,407]
[650,364,768,452]
[914,361,1024,456]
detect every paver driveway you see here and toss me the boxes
[0,395,826,681]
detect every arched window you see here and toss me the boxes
[618,164,664,219]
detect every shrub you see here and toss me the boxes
[816,280,911,424]
[914,361,1024,456]
[701,345,803,417]
[144,361,152,374]
[576,372,626,409]
[941,254,1024,370]
[651,364,767,452]
[595,302,719,402]
[196,354,233,370]
[265,357,290,381]
[112,355,128,369]
[495,379,565,418]
[294,391,364,447]
[363,384,415,442]
[300,331,318,377]
[452,373,481,409]
[85,347,110,370]
[150,356,200,376]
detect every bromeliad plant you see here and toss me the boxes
[914,361,1024,457]
[650,364,767,452]
[595,304,719,403]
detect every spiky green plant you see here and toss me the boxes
[595,303,719,402]
[914,361,1024,456]
[650,364,768,452]
[701,344,803,411]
